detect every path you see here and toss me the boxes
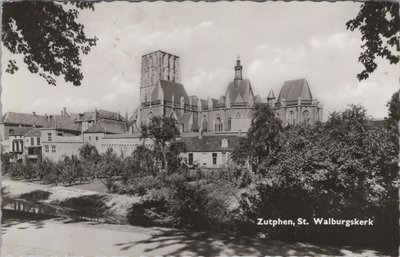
[1,210,384,257]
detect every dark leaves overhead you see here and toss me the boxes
[2,1,98,86]
[346,2,399,81]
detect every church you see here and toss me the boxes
[134,50,323,134]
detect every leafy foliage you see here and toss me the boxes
[346,2,399,80]
[2,2,97,86]
[232,103,282,170]
[141,116,182,172]
[249,105,398,245]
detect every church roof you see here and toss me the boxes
[152,80,190,104]
[254,95,263,103]
[277,78,313,102]
[225,79,254,103]
[84,120,127,134]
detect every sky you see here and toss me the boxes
[2,1,399,119]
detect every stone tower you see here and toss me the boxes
[140,51,181,104]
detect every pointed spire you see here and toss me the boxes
[267,89,275,99]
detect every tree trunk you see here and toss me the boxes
[398,85,400,256]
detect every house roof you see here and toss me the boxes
[277,78,313,102]
[225,79,254,103]
[180,135,241,152]
[24,128,42,137]
[84,120,127,134]
[1,112,48,127]
[9,127,34,136]
[75,109,126,122]
[151,80,190,104]
[43,115,81,132]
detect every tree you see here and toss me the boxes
[386,90,400,132]
[231,103,282,171]
[2,1,97,86]
[346,2,399,81]
[141,116,181,172]
[251,105,398,247]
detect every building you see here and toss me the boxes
[180,135,241,168]
[41,115,83,161]
[0,112,48,153]
[9,127,35,162]
[135,50,322,134]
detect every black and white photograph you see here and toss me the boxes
[0,0,399,256]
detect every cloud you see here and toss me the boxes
[309,33,360,50]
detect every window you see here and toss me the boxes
[45,145,49,153]
[31,138,34,146]
[96,136,99,141]
[57,132,63,136]
[215,116,223,132]
[302,110,310,125]
[227,118,232,131]
[47,133,52,142]
[288,111,295,126]
[188,153,193,165]
[212,153,217,165]
[202,153,207,165]
[52,145,56,153]
[202,116,208,132]
[89,136,92,141]
[37,137,40,145]
[12,141,15,152]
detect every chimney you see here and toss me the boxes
[117,111,120,121]
[63,107,67,116]
[94,108,98,123]
[33,111,36,116]
[45,113,48,120]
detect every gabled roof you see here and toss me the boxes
[225,79,254,104]
[84,120,127,134]
[24,128,42,137]
[1,112,47,127]
[180,135,241,152]
[43,115,80,132]
[75,109,126,122]
[151,80,190,104]
[10,127,34,136]
[277,78,313,102]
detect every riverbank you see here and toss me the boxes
[2,179,141,223]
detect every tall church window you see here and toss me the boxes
[215,116,223,132]
[202,115,208,132]
[288,111,295,126]
[302,110,310,125]
[147,112,154,124]
[228,118,232,131]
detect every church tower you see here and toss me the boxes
[234,56,243,81]
[140,51,181,104]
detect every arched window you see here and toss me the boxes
[228,117,232,131]
[302,110,310,125]
[147,112,154,124]
[288,111,295,126]
[215,116,223,132]
[235,112,241,119]
[202,115,208,132]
